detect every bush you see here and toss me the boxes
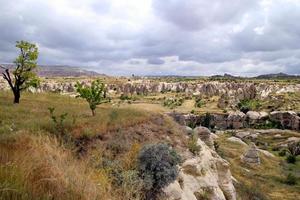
[285,173,297,185]
[194,97,205,108]
[137,143,181,200]
[278,149,286,157]
[188,133,201,155]
[202,113,212,129]
[237,99,262,113]
[286,154,296,164]
[163,97,184,109]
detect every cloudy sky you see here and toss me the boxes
[0,0,300,76]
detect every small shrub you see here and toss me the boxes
[202,113,213,129]
[48,107,70,142]
[286,154,296,164]
[194,97,205,108]
[138,143,181,200]
[278,149,286,157]
[188,133,201,155]
[214,141,220,152]
[163,97,184,109]
[285,173,297,185]
[237,99,262,113]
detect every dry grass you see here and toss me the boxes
[0,91,188,200]
[0,131,109,200]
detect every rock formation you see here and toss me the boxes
[164,139,236,200]
[241,143,260,165]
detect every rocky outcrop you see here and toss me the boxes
[227,111,246,129]
[241,143,260,165]
[1,78,299,100]
[164,139,236,200]
[169,111,300,131]
[270,111,300,130]
[194,126,215,149]
[246,111,269,126]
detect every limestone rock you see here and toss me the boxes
[227,111,246,129]
[241,143,260,164]
[227,137,247,146]
[164,139,236,200]
[194,126,214,149]
[270,111,300,130]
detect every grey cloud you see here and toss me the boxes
[0,0,300,75]
[147,57,165,65]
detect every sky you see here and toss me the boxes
[0,0,300,76]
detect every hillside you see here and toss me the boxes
[1,64,105,77]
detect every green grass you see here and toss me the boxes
[0,91,150,138]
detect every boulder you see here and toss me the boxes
[235,131,251,139]
[227,137,247,146]
[241,143,260,165]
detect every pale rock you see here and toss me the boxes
[164,139,236,200]
[227,137,247,146]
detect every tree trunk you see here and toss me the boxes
[92,109,95,116]
[13,89,20,104]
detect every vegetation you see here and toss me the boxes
[75,79,109,116]
[237,99,262,113]
[1,41,39,103]
[194,96,205,108]
[163,97,184,109]
[0,92,187,200]
[188,133,201,155]
[137,143,181,200]
[285,173,297,185]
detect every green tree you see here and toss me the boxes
[1,41,39,103]
[75,79,108,116]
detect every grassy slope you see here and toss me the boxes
[216,132,300,200]
[0,91,187,200]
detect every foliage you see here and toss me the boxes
[278,149,287,157]
[286,154,296,164]
[75,79,108,116]
[188,133,201,155]
[202,113,212,129]
[194,97,205,108]
[253,120,282,129]
[137,143,181,200]
[48,107,70,142]
[1,40,39,103]
[285,173,297,185]
[163,97,184,109]
[237,99,262,113]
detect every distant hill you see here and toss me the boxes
[0,64,105,77]
[255,72,300,79]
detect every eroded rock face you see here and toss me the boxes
[164,139,236,200]
[169,111,300,131]
[194,126,215,149]
[270,111,300,130]
[241,143,260,165]
[227,111,246,129]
